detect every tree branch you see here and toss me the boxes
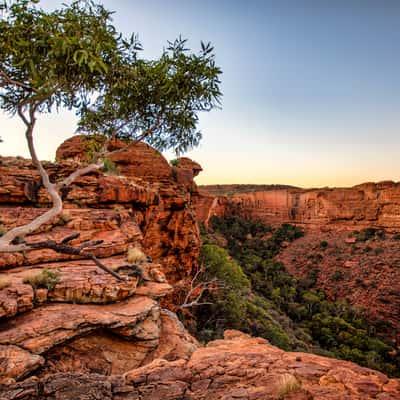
[23,234,127,282]
[55,161,104,190]
[0,69,39,94]
[178,264,225,309]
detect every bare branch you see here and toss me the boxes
[178,264,225,310]
[0,69,39,94]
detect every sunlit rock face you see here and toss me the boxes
[1,136,202,284]
[0,136,201,388]
[2,331,400,399]
[1,139,400,399]
[195,182,400,231]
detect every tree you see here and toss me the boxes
[0,0,222,279]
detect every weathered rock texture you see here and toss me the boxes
[2,142,400,399]
[2,330,400,400]
[276,230,400,343]
[1,137,201,284]
[0,138,202,387]
[196,182,400,231]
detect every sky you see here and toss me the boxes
[1,0,400,188]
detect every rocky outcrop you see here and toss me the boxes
[1,138,201,285]
[0,138,202,387]
[2,330,400,399]
[196,182,400,231]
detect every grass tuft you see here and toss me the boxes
[23,268,61,290]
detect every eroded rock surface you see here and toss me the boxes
[2,331,399,399]
[196,182,400,231]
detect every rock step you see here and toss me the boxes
[1,330,399,399]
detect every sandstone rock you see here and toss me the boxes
[196,182,400,231]
[0,295,158,356]
[0,345,44,381]
[2,330,399,399]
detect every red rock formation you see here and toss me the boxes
[1,142,400,399]
[0,138,202,387]
[1,139,201,284]
[2,330,400,399]
[196,183,400,232]
[276,230,400,343]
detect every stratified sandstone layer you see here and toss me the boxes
[196,182,400,231]
[2,330,400,400]
[0,138,202,386]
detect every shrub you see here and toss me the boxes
[374,247,384,256]
[127,246,148,264]
[101,158,120,175]
[0,225,6,237]
[331,270,344,281]
[356,228,376,242]
[170,158,180,167]
[23,269,61,290]
[58,211,72,225]
[276,373,301,399]
[0,275,11,289]
[320,240,328,249]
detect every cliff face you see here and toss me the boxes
[0,137,203,386]
[1,137,201,285]
[196,182,400,231]
[1,141,400,399]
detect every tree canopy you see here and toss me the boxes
[0,0,222,154]
[0,0,222,275]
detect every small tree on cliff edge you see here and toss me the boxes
[0,0,222,278]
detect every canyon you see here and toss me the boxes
[0,139,400,399]
[197,182,400,231]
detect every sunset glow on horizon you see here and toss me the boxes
[1,0,399,188]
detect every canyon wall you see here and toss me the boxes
[197,182,400,231]
[1,140,400,398]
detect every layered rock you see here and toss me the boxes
[2,331,400,399]
[1,138,201,285]
[196,182,400,231]
[0,138,201,387]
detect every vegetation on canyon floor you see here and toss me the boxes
[183,216,400,377]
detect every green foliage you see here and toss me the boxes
[101,158,120,175]
[331,269,344,281]
[0,1,222,155]
[0,224,6,237]
[170,159,180,167]
[0,1,119,115]
[193,243,291,349]
[356,228,377,242]
[198,216,400,377]
[23,268,61,290]
[320,240,328,249]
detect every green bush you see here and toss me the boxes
[320,240,328,249]
[356,228,377,242]
[331,270,344,281]
[101,158,120,175]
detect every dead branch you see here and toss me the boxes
[178,264,225,309]
[23,233,127,282]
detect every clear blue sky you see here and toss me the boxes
[1,0,400,187]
